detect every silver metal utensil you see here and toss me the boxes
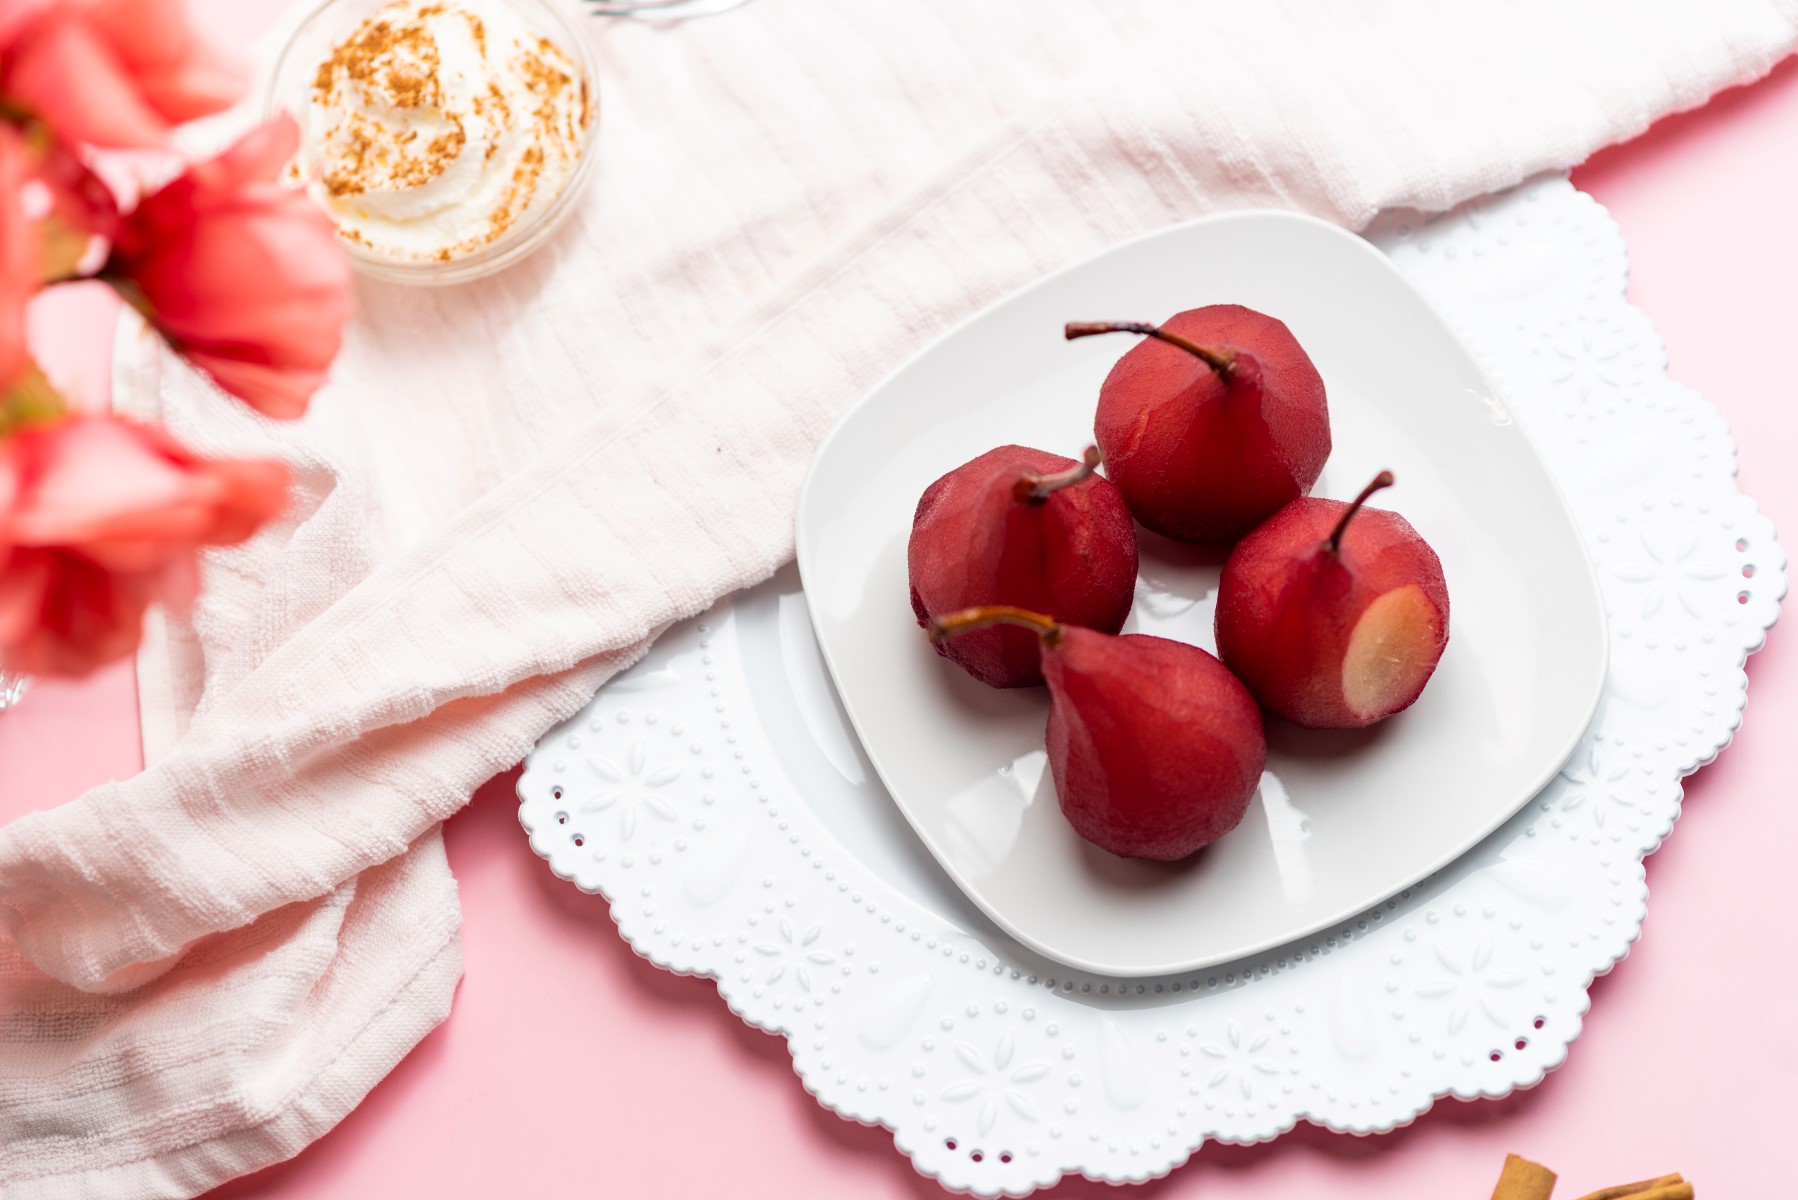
[585,0,751,19]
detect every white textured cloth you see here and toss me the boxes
[4,0,1796,1194]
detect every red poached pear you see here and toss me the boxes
[909,445,1137,688]
[1214,471,1449,729]
[929,606,1266,861]
[1066,305,1330,543]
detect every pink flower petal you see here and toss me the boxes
[0,416,290,676]
[4,12,172,148]
[112,118,351,418]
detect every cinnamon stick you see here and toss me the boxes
[1493,1153,1559,1200]
[1570,1180,1689,1200]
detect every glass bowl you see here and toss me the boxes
[265,0,600,286]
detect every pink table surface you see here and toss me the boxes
[7,5,1798,1194]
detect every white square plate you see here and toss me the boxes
[795,211,1607,977]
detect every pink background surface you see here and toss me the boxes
[7,5,1798,1195]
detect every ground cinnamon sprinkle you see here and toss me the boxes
[519,36,575,140]
[303,0,592,263]
[483,80,510,162]
[314,16,444,112]
[313,7,459,199]
[485,142,544,248]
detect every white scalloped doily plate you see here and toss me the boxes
[518,175,1784,1197]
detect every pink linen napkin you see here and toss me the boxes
[3,0,1795,1194]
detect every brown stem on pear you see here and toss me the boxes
[1015,445,1102,503]
[1326,470,1396,555]
[1064,321,1236,378]
[927,605,1064,648]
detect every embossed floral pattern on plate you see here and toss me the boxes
[520,176,1783,1197]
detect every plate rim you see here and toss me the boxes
[794,206,1611,977]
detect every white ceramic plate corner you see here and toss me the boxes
[794,209,1608,977]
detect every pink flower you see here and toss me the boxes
[0,0,244,149]
[0,124,36,391]
[37,134,120,245]
[0,414,288,677]
[109,116,352,420]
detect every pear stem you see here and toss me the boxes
[927,605,1064,647]
[1327,470,1396,554]
[1064,320,1236,378]
[1015,446,1102,503]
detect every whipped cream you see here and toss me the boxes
[303,0,592,264]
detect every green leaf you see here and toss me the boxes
[0,360,71,439]
[39,212,92,283]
